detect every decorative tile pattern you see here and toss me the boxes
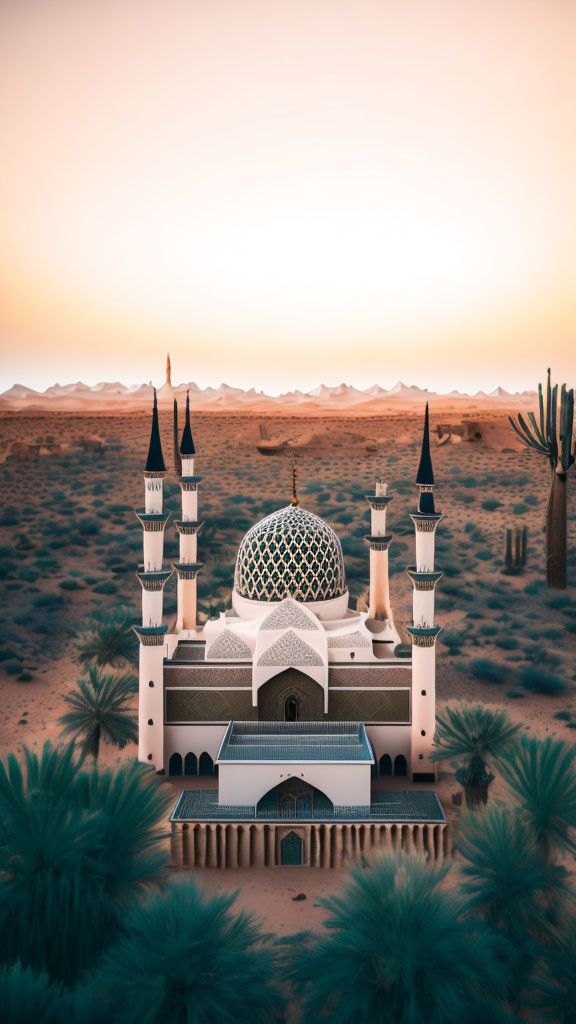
[260,600,319,631]
[171,788,445,823]
[328,667,411,688]
[207,630,252,661]
[328,631,371,648]
[164,665,252,687]
[258,629,324,667]
[328,688,410,722]
[234,505,346,602]
[165,688,257,722]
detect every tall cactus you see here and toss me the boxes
[509,369,574,588]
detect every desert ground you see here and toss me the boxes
[1,401,575,933]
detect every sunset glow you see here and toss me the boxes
[1,0,575,392]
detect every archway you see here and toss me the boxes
[280,831,303,865]
[257,778,333,819]
[258,668,324,721]
[394,754,408,777]
[199,752,215,776]
[184,752,197,776]
[169,753,182,776]
[284,695,299,722]
[379,754,392,776]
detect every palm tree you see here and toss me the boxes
[509,369,575,588]
[96,878,282,1024]
[58,666,138,762]
[294,854,512,1024]
[458,805,569,943]
[0,743,170,984]
[532,921,576,1023]
[75,606,138,667]
[0,964,65,1024]
[430,703,521,808]
[497,736,576,860]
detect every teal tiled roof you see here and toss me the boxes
[170,788,445,824]
[217,720,373,763]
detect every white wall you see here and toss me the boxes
[218,761,371,808]
[365,724,411,762]
[164,724,227,762]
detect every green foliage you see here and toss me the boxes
[0,963,66,1024]
[481,498,502,511]
[0,743,170,983]
[520,666,566,694]
[75,606,137,667]
[458,806,569,946]
[58,666,138,761]
[509,368,575,474]
[497,736,576,859]
[469,658,507,684]
[96,879,282,1024]
[532,923,576,1023]
[294,854,511,1024]
[431,703,520,790]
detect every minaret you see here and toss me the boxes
[166,352,172,387]
[407,403,443,782]
[172,391,203,632]
[364,479,400,649]
[134,389,171,769]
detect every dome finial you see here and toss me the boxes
[291,453,299,506]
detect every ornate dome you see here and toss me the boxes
[234,505,346,603]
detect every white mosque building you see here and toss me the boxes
[134,393,448,867]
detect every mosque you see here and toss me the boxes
[134,393,448,867]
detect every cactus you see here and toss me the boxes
[509,370,575,588]
[503,526,528,575]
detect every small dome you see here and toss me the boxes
[234,505,346,603]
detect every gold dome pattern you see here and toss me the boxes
[234,505,346,603]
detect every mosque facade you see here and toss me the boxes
[134,394,448,867]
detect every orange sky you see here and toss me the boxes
[1,0,575,393]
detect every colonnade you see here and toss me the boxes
[170,820,451,868]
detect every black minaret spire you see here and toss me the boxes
[416,403,435,513]
[145,389,166,473]
[180,390,196,456]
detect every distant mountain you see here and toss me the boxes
[0,378,537,410]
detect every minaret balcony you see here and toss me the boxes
[407,625,442,648]
[173,519,204,536]
[133,624,168,646]
[137,567,174,591]
[409,512,443,533]
[143,470,166,479]
[365,494,394,511]
[171,560,203,580]
[406,567,444,591]
[364,533,392,551]
[179,475,202,492]
[135,511,171,532]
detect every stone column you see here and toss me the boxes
[415,825,424,855]
[218,825,227,868]
[333,826,343,869]
[239,826,250,867]
[228,826,238,869]
[313,826,321,867]
[343,826,353,864]
[254,825,266,867]
[206,826,218,868]
[266,826,276,866]
[170,824,183,867]
[197,824,207,867]
[322,826,332,869]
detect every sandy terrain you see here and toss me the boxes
[1,401,575,933]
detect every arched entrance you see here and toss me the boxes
[199,752,215,776]
[280,831,303,865]
[258,668,324,721]
[169,753,182,776]
[394,754,408,777]
[379,754,392,776]
[257,778,333,819]
[184,753,197,776]
[284,695,299,722]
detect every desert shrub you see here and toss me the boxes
[17,671,34,682]
[506,688,525,699]
[512,503,528,514]
[479,624,498,637]
[469,658,507,685]
[524,494,540,506]
[481,498,502,511]
[59,579,84,591]
[33,593,65,608]
[546,593,572,609]
[92,581,118,595]
[462,477,479,488]
[520,667,566,694]
[494,635,519,651]
[554,711,571,721]
[2,659,23,675]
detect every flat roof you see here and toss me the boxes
[170,789,445,824]
[217,720,373,764]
